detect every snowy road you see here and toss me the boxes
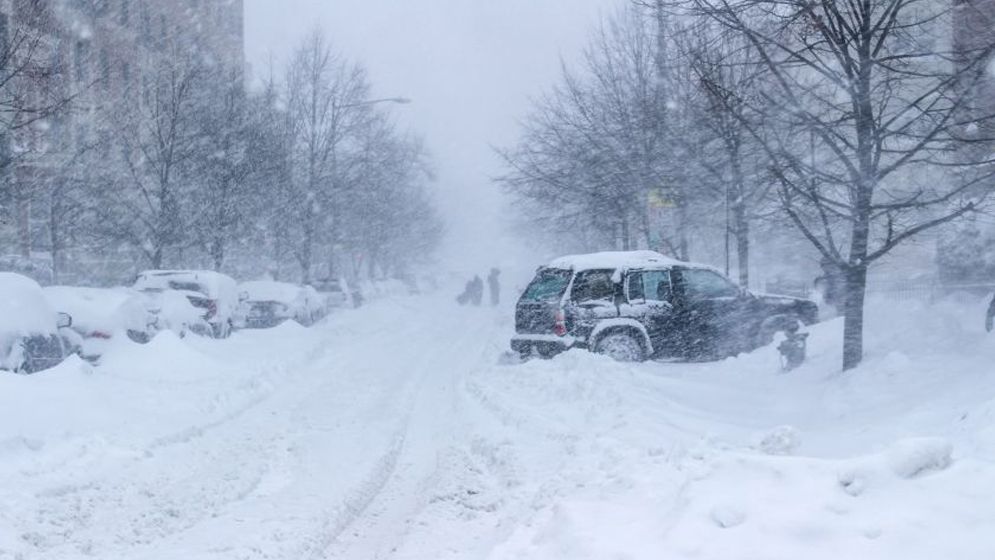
[3,293,995,559]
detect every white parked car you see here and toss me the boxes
[134,270,240,338]
[236,280,326,329]
[0,273,78,373]
[43,286,157,360]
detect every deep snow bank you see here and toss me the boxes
[467,295,995,559]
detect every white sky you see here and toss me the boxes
[244,0,619,273]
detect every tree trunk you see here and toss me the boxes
[676,198,690,261]
[841,264,867,371]
[733,202,749,287]
[49,196,61,284]
[16,194,30,258]
[620,213,631,250]
[211,236,224,271]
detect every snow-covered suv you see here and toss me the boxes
[511,251,818,362]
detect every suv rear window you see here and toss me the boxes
[571,269,615,302]
[168,281,204,293]
[521,268,571,303]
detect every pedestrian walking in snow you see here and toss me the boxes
[470,275,484,306]
[986,292,995,333]
[456,278,474,306]
[487,268,501,306]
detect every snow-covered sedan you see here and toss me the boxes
[0,273,78,373]
[43,286,158,360]
[236,280,326,329]
[511,251,819,362]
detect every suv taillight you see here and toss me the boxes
[553,309,567,337]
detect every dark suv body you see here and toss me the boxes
[511,251,818,361]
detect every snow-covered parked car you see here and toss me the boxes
[42,286,157,360]
[133,270,240,338]
[0,273,79,373]
[236,281,326,329]
[313,277,358,309]
[511,251,818,362]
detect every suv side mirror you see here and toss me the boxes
[57,312,73,329]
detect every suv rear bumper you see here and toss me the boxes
[510,334,576,357]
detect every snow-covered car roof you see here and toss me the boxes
[240,281,304,304]
[0,272,58,336]
[134,270,237,299]
[546,251,686,272]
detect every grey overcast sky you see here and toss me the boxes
[244,0,619,272]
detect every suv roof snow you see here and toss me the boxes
[546,250,684,272]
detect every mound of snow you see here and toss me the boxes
[755,425,801,456]
[886,437,953,478]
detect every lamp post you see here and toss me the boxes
[327,96,411,282]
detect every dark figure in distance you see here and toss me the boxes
[487,268,501,306]
[986,292,995,332]
[456,278,474,305]
[470,275,484,306]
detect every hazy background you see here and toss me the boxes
[244,0,618,278]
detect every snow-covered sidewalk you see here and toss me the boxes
[1,294,994,559]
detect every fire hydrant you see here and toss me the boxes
[777,325,809,371]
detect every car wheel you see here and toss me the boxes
[593,331,646,362]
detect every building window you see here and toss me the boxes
[121,61,130,85]
[142,75,151,107]
[160,14,167,42]
[119,0,129,26]
[49,39,63,76]
[99,49,111,88]
[74,41,89,83]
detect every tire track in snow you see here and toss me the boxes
[317,307,500,560]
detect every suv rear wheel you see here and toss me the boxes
[593,331,646,362]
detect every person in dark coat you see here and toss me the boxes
[457,278,473,306]
[986,292,995,332]
[470,275,484,306]
[487,268,501,306]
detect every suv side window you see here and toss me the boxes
[571,269,615,302]
[628,270,672,302]
[682,268,739,299]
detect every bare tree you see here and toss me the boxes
[500,6,676,253]
[93,45,206,268]
[680,22,776,286]
[676,0,995,369]
[283,28,371,283]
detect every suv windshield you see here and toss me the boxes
[521,268,571,303]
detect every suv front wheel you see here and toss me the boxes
[593,331,646,362]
